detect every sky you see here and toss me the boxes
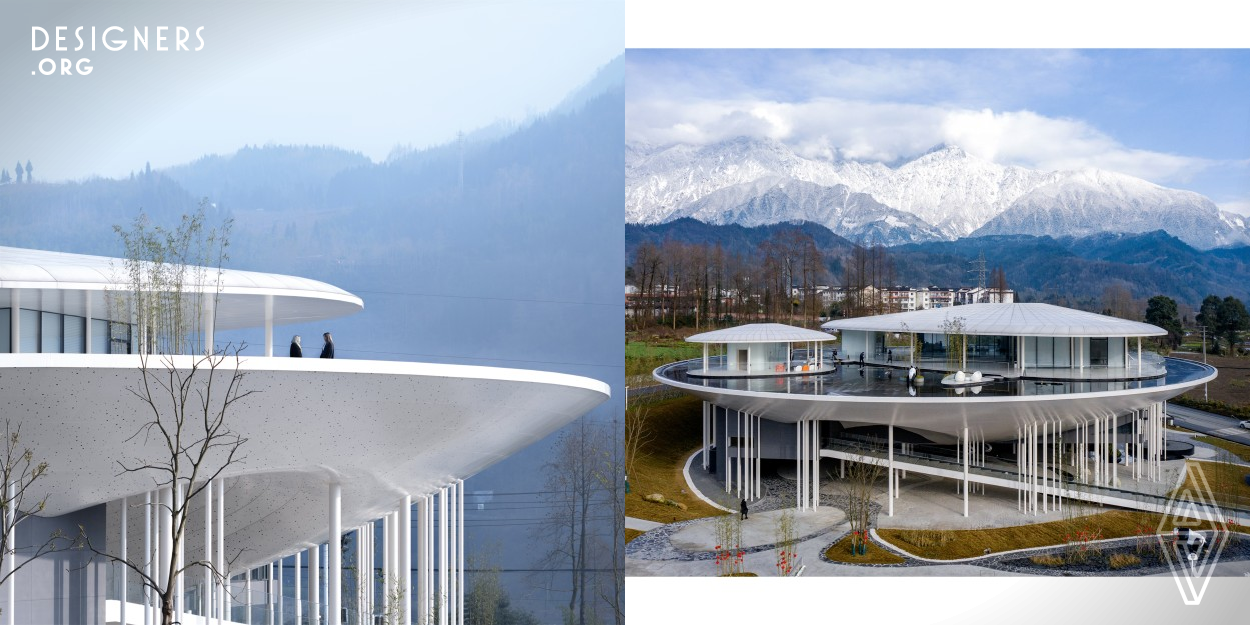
[626,49,1250,215]
[0,0,622,182]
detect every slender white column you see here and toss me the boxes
[795,420,802,509]
[176,482,185,622]
[120,497,128,625]
[277,558,284,625]
[383,515,391,618]
[204,481,212,622]
[328,483,342,625]
[810,420,818,509]
[264,295,274,357]
[145,491,153,625]
[417,496,428,625]
[740,412,750,500]
[9,289,19,354]
[401,495,412,625]
[268,562,275,625]
[309,546,321,625]
[736,410,742,499]
[457,482,465,625]
[1018,430,1024,512]
[447,489,455,625]
[1042,420,1048,513]
[962,426,969,517]
[217,480,226,625]
[1137,337,1142,376]
[887,425,894,517]
[295,551,302,625]
[245,571,253,625]
[439,487,449,625]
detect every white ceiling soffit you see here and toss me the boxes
[2,354,610,571]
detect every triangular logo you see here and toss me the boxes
[1156,463,1231,605]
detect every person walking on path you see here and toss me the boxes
[887,349,893,364]
[740,498,749,521]
[290,335,303,357]
[320,332,335,358]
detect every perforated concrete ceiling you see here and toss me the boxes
[1,354,608,571]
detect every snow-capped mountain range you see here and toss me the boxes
[626,138,1250,249]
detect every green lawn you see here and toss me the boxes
[625,340,704,378]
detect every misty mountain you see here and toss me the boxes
[163,145,372,213]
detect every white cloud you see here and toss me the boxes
[627,96,1215,186]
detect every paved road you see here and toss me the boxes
[1166,403,1250,446]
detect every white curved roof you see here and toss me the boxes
[687,323,834,344]
[1,354,609,571]
[0,246,362,329]
[823,303,1165,338]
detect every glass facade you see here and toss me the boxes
[1,308,130,354]
[19,309,38,353]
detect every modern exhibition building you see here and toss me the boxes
[0,247,610,624]
[656,303,1221,519]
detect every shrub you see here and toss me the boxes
[1109,553,1142,569]
[1030,554,1065,567]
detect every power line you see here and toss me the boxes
[347,287,618,309]
[338,347,622,370]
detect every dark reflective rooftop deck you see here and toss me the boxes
[656,356,1214,399]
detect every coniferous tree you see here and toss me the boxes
[0,169,9,184]
[14,161,22,183]
[1197,295,1222,354]
[23,160,31,182]
[1144,295,1183,349]
[1216,296,1250,356]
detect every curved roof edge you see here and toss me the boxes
[0,246,363,329]
[687,323,835,344]
[822,303,1165,338]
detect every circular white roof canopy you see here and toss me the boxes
[0,246,362,329]
[2,354,609,571]
[687,323,834,344]
[823,303,1165,338]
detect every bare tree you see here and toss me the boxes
[466,547,503,625]
[942,316,968,372]
[623,404,653,488]
[0,421,60,610]
[74,204,252,625]
[838,457,884,554]
[534,419,615,625]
